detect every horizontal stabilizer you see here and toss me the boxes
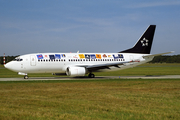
[143,51,174,59]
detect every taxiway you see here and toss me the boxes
[0,75,180,81]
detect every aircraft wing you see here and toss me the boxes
[77,61,129,72]
[82,51,174,72]
[143,51,174,59]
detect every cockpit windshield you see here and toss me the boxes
[13,57,23,61]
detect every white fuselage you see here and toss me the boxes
[4,52,153,75]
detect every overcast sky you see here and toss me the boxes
[0,0,180,56]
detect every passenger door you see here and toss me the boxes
[30,55,36,66]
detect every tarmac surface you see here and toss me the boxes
[0,75,180,81]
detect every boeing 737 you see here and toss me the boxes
[4,25,173,79]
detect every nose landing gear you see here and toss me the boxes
[18,72,28,79]
[24,75,29,79]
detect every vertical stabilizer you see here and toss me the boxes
[120,25,156,54]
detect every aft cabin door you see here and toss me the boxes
[129,55,134,61]
[30,55,36,66]
[129,55,134,65]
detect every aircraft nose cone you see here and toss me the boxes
[4,62,19,72]
[4,63,10,69]
[4,62,14,70]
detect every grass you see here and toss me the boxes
[95,63,180,76]
[0,79,180,119]
[0,64,180,119]
[1,63,180,78]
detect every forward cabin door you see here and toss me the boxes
[30,55,36,66]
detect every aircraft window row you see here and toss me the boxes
[68,59,125,62]
[13,59,23,61]
[38,59,66,62]
[37,59,125,62]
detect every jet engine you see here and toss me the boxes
[66,67,86,76]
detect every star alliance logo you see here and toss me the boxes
[141,38,148,46]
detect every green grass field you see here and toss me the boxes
[0,79,180,119]
[0,63,180,119]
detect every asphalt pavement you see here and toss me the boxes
[0,75,180,81]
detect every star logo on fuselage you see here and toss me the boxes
[141,38,148,46]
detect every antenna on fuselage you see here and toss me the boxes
[77,50,79,53]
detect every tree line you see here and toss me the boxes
[0,56,17,65]
[149,55,180,63]
[0,55,180,65]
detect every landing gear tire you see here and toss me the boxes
[88,73,95,78]
[24,75,28,79]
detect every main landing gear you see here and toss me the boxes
[88,73,95,78]
[24,75,29,79]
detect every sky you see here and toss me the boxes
[0,0,180,56]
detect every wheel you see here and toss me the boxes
[91,74,95,78]
[24,75,28,79]
[88,73,95,78]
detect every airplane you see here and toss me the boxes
[4,25,173,79]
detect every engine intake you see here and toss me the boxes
[66,67,86,76]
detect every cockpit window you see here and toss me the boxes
[13,58,23,61]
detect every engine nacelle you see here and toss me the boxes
[66,67,86,76]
